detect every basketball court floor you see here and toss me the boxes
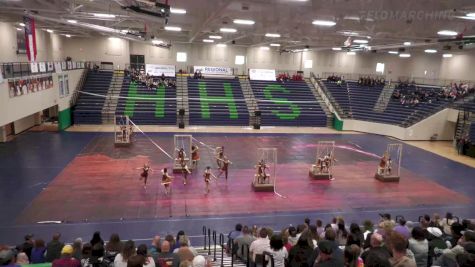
[1,126,474,245]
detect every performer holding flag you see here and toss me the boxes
[203,166,218,194]
[161,168,174,195]
[136,163,152,189]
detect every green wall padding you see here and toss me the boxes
[333,115,343,131]
[58,108,72,131]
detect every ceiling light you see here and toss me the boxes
[457,15,475,20]
[217,43,227,47]
[399,53,411,58]
[260,46,270,50]
[270,43,281,47]
[46,29,53,33]
[233,19,255,25]
[65,34,71,38]
[312,20,336,26]
[16,28,22,31]
[67,20,77,24]
[19,22,25,27]
[209,35,222,39]
[303,48,309,51]
[170,8,186,14]
[220,28,237,33]
[437,30,458,36]
[165,26,181,31]
[443,53,453,58]
[403,42,412,46]
[388,51,399,54]
[93,13,116,18]
[108,37,120,41]
[353,39,368,44]
[424,49,437,53]
[347,51,356,55]
[265,33,280,38]
[152,40,163,45]
[332,47,342,51]
[203,39,214,43]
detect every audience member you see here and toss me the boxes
[361,232,391,264]
[137,244,155,267]
[174,236,196,262]
[408,227,428,267]
[52,245,81,267]
[15,253,29,265]
[388,232,416,267]
[287,227,298,246]
[343,244,363,267]
[249,228,270,264]
[126,255,144,267]
[288,230,315,267]
[105,234,122,262]
[234,226,255,261]
[336,221,349,246]
[440,212,455,235]
[156,241,179,267]
[228,224,243,253]
[312,240,343,267]
[72,238,83,261]
[265,234,288,267]
[316,220,325,238]
[31,239,47,263]
[46,233,65,262]
[191,255,210,267]
[114,240,136,267]
[393,218,411,240]
[0,247,20,267]
[148,236,161,261]
[16,234,34,261]
[435,229,475,266]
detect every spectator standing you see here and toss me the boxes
[31,239,47,263]
[234,226,255,261]
[16,234,34,261]
[288,230,315,267]
[312,240,343,267]
[72,238,83,261]
[114,241,136,267]
[46,233,65,262]
[393,218,411,240]
[265,234,288,267]
[137,244,155,267]
[148,236,161,261]
[174,236,196,262]
[408,227,428,267]
[0,247,21,267]
[90,232,104,247]
[105,234,122,262]
[361,232,391,264]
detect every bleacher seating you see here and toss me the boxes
[470,122,475,142]
[115,77,177,125]
[73,71,113,124]
[250,80,327,127]
[187,77,250,126]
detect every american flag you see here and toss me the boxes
[24,16,37,62]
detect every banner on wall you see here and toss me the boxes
[64,74,69,95]
[193,66,233,76]
[39,62,46,72]
[249,69,276,81]
[55,62,62,73]
[145,64,176,77]
[23,16,37,62]
[8,75,54,98]
[67,61,72,70]
[30,63,38,73]
[47,62,54,72]
[58,75,64,97]
[61,62,66,71]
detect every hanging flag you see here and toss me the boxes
[24,16,37,62]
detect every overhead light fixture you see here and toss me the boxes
[265,33,280,38]
[443,53,453,58]
[424,49,437,53]
[388,51,399,54]
[233,19,255,25]
[165,26,182,31]
[93,13,116,18]
[399,53,411,58]
[220,28,237,33]
[332,47,342,51]
[403,42,412,46]
[437,30,458,36]
[65,34,71,38]
[312,20,336,26]
[19,22,25,27]
[209,35,222,39]
[353,39,368,44]
[170,7,186,14]
[303,48,309,51]
[467,12,475,17]
[217,43,227,47]
[152,40,163,45]
[46,29,53,33]
[203,39,214,43]
[108,37,120,41]
[260,46,270,50]
[67,20,77,24]
[270,43,281,47]
[16,28,22,31]
[347,51,356,55]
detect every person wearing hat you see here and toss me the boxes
[427,227,447,266]
[52,245,80,267]
[0,247,20,267]
[313,240,342,267]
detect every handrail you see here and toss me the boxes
[310,72,342,121]
[208,228,212,255]
[243,243,250,267]
[229,238,234,267]
[213,230,217,261]
[70,68,88,107]
[219,233,225,267]
[262,251,275,267]
[202,226,207,250]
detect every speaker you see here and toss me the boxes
[179,109,185,116]
[178,122,185,129]
[253,123,260,129]
[398,48,405,52]
[254,110,261,116]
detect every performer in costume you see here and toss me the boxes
[217,156,232,180]
[203,166,217,194]
[191,145,200,168]
[378,152,389,175]
[324,152,336,181]
[176,148,186,166]
[121,126,128,142]
[255,159,269,184]
[137,163,152,189]
[161,168,173,195]
[181,161,191,185]
[215,146,224,168]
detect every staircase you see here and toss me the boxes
[102,70,124,124]
[195,246,246,267]
[374,83,396,112]
[455,111,475,140]
[317,79,349,118]
[176,75,190,126]
[305,78,333,127]
[238,76,258,126]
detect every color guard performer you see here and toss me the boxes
[215,146,224,168]
[377,152,389,176]
[176,148,186,166]
[203,166,217,194]
[161,168,174,195]
[181,161,191,185]
[136,163,152,189]
[191,145,200,168]
[217,156,232,180]
[255,159,269,184]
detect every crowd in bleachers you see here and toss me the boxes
[276,73,303,83]
[3,212,474,267]
[193,71,203,79]
[125,69,176,89]
[357,77,386,87]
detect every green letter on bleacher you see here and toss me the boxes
[124,81,165,118]
[198,82,238,119]
[263,84,300,120]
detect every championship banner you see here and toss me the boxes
[47,62,54,72]
[54,62,62,73]
[8,75,54,98]
[249,69,276,81]
[145,64,176,77]
[193,66,233,76]
[39,62,46,72]
[30,63,38,73]
[23,16,37,62]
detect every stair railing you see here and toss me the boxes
[202,226,207,251]
[70,68,88,107]
[213,230,217,261]
[219,233,225,267]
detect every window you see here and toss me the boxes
[235,55,245,65]
[176,52,187,62]
[304,59,313,69]
[376,63,385,73]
